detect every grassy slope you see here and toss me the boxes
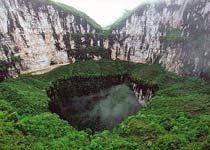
[0,59,210,149]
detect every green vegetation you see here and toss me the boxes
[68,46,111,61]
[30,0,102,31]
[0,60,8,81]
[165,28,188,42]
[96,30,113,38]
[0,59,210,149]
[106,2,148,30]
[10,55,21,63]
[55,2,101,31]
[106,10,133,31]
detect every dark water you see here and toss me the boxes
[59,84,141,131]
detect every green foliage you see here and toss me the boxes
[0,59,210,149]
[68,46,111,61]
[96,30,112,38]
[106,10,133,30]
[30,0,101,31]
[165,28,188,42]
[55,2,101,31]
[0,79,48,115]
[90,130,138,150]
[18,113,71,138]
[10,55,21,63]
[18,113,91,149]
[157,134,187,150]
[0,60,8,81]
[0,99,28,149]
[107,2,150,30]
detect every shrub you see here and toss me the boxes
[157,134,187,150]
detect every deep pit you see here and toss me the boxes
[48,75,154,131]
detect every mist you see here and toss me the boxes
[90,84,140,129]
[59,84,141,131]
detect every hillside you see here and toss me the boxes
[1,59,210,149]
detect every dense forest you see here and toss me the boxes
[1,59,210,149]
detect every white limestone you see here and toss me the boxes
[111,0,210,74]
[0,0,98,74]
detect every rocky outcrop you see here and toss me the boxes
[0,0,103,79]
[132,82,154,105]
[110,0,210,75]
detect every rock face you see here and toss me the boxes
[110,0,210,75]
[1,0,210,79]
[0,0,102,78]
[132,82,154,105]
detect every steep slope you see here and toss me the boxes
[0,0,103,79]
[110,0,210,76]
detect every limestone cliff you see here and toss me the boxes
[110,0,210,75]
[1,0,210,80]
[0,0,103,79]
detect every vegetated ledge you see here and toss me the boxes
[1,59,210,149]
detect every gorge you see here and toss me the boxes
[0,0,210,80]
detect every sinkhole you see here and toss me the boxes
[48,75,154,131]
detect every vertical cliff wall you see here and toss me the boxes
[0,0,104,79]
[1,0,210,79]
[110,0,210,75]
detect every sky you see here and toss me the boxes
[53,0,144,27]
